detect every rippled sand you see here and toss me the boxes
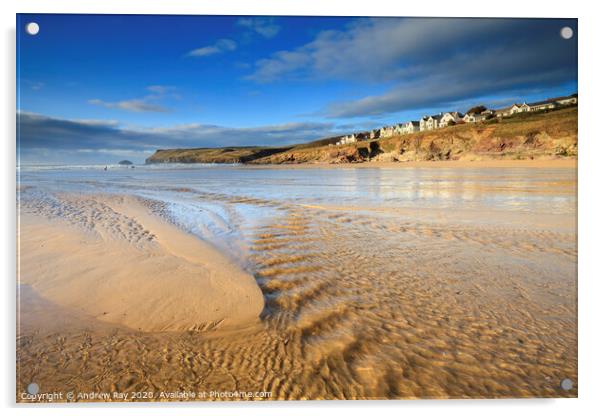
[17,166,577,401]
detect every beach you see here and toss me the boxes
[17,161,577,400]
[19,195,264,333]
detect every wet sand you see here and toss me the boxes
[243,158,577,169]
[16,166,577,401]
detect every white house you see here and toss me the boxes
[495,106,512,118]
[378,122,418,137]
[336,134,358,145]
[463,112,486,123]
[495,102,529,118]
[421,114,442,131]
[528,99,557,112]
[401,121,420,134]
[332,92,577,148]
[512,102,530,114]
[526,95,577,112]
[392,124,405,135]
[556,95,578,106]
[427,115,441,130]
[439,112,462,127]
[379,126,396,138]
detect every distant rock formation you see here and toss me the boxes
[118,160,133,165]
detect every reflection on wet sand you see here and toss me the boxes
[17,165,577,400]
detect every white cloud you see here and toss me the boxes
[237,17,281,39]
[142,120,337,145]
[88,85,179,113]
[22,80,45,91]
[18,111,343,164]
[30,81,44,91]
[245,18,500,83]
[245,18,577,118]
[88,98,169,113]
[146,85,175,94]
[186,39,237,57]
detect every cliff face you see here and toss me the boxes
[146,108,577,165]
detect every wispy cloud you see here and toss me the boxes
[146,85,175,94]
[30,81,44,91]
[237,17,281,39]
[23,80,45,91]
[88,98,169,113]
[186,38,237,57]
[88,85,177,113]
[17,112,343,164]
[245,18,577,118]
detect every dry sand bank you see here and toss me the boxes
[18,195,264,332]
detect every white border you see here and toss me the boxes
[3,1,601,415]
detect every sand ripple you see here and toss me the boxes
[17,184,577,400]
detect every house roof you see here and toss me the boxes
[528,95,577,106]
[495,103,521,112]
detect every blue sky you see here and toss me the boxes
[17,14,577,164]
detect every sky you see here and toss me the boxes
[17,14,578,164]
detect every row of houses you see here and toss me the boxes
[334,94,577,146]
[494,95,576,117]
